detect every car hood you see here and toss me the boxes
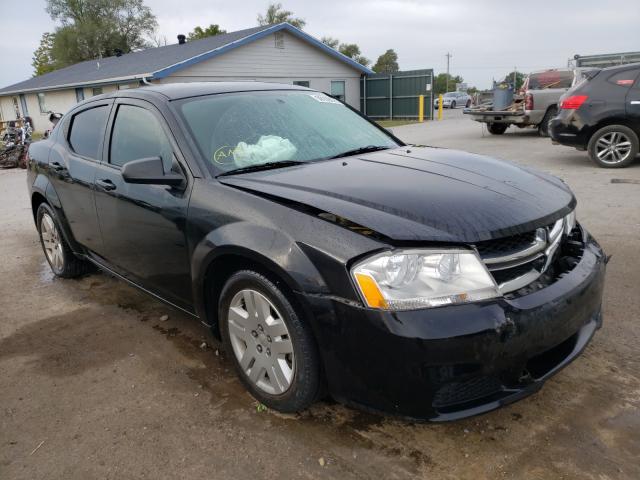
[218,146,575,243]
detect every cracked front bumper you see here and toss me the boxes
[301,228,606,421]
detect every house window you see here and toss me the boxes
[75,88,85,102]
[92,87,103,96]
[293,81,310,88]
[12,97,20,117]
[37,93,47,113]
[274,32,284,49]
[330,80,346,102]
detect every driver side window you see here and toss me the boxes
[110,104,173,171]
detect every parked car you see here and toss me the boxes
[27,82,606,421]
[550,63,640,168]
[465,68,597,136]
[434,91,472,109]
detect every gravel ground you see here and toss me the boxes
[1,110,639,479]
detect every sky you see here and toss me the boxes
[1,0,638,90]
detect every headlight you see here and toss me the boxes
[351,249,500,311]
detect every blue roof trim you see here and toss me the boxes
[151,23,373,79]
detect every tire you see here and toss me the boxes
[219,270,321,412]
[487,123,508,135]
[588,125,639,168]
[37,203,92,278]
[538,106,557,137]
[450,101,456,109]
[466,99,471,108]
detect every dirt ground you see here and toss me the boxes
[1,111,639,479]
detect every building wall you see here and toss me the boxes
[0,83,129,132]
[162,31,362,108]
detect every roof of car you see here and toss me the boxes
[131,81,311,100]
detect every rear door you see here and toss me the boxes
[93,98,194,310]
[47,101,112,252]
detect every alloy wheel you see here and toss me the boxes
[41,213,64,271]
[595,131,632,164]
[227,289,295,395]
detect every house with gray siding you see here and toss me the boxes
[0,23,372,132]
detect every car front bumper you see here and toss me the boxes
[300,227,606,421]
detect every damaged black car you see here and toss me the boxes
[27,82,606,421]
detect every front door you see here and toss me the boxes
[625,67,640,124]
[93,99,193,310]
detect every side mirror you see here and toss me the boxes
[121,156,184,187]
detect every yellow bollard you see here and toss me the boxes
[418,95,424,122]
[438,94,443,121]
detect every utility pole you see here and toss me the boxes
[513,67,517,90]
[445,52,452,92]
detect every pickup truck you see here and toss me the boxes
[464,68,596,136]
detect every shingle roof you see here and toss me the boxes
[0,23,372,95]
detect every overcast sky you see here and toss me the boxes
[1,0,638,89]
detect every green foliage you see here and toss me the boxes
[43,0,157,68]
[433,73,464,95]
[188,24,227,41]
[320,36,339,49]
[257,3,306,29]
[372,49,399,74]
[502,71,526,90]
[32,33,56,77]
[321,38,369,67]
[338,43,370,68]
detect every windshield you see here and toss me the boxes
[444,92,456,97]
[175,90,399,175]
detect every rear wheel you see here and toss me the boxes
[487,123,508,135]
[588,125,639,168]
[219,270,321,412]
[538,106,558,137]
[450,101,456,109]
[37,203,91,278]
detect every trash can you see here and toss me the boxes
[492,83,514,111]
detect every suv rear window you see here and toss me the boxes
[68,105,110,160]
[607,69,640,87]
[527,71,574,90]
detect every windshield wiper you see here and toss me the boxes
[329,145,391,160]
[216,160,305,177]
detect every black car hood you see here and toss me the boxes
[218,146,575,243]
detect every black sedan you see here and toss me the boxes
[27,82,606,421]
[550,62,640,168]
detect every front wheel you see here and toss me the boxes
[588,125,639,168]
[450,101,456,109]
[219,270,321,412]
[487,123,508,135]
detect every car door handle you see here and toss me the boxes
[50,161,65,171]
[630,100,640,105]
[96,179,117,191]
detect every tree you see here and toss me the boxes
[257,3,306,29]
[321,36,339,49]
[502,71,526,91]
[338,43,370,67]
[188,24,226,41]
[42,0,157,68]
[32,33,56,76]
[434,73,464,95]
[372,49,399,74]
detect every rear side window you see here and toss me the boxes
[527,71,574,90]
[68,105,110,160]
[110,105,173,169]
[607,69,640,87]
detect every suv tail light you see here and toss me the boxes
[525,93,533,110]
[560,95,588,110]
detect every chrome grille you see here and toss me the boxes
[475,218,566,294]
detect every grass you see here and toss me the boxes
[376,119,420,128]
